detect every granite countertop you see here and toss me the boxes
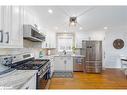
[37,54,85,60]
[0,70,37,89]
[53,54,85,57]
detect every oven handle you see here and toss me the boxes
[39,68,49,78]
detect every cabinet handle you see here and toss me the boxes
[64,60,67,64]
[25,86,29,89]
[6,32,9,43]
[0,30,3,43]
[46,43,47,47]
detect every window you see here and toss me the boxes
[57,33,74,52]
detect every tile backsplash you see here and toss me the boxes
[0,48,56,58]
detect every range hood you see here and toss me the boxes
[23,24,45,42]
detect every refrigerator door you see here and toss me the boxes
[86,41,102,61]
[81,40,86,57]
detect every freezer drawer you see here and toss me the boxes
[85,61,102,73]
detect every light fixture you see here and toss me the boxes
[69,17,77,27]
[104,26,108,30]
[79,27,83,30]
[48,9,53,14]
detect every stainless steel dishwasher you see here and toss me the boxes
[73,57,85,72]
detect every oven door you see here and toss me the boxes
[38,69,50,89]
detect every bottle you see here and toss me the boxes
[39,51,43,58]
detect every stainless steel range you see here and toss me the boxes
[0,53,51,89]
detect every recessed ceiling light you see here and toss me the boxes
[48,9,53,14]
[54,27,58,30]
[79,27,83,30]
[104,26,108,30]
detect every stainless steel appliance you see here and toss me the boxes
[73,57,85,72]
[82,40,102,73]
[2,53,50,89]
[23,24,45,42]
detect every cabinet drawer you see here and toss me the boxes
[73,63,83,71]
[85,69,102,73]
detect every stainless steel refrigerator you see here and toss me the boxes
[82,40,102,73]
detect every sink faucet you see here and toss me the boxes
[63,50,66,55]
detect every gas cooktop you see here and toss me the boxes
[10,59,49,70]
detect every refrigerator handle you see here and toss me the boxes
[104,51,105,59]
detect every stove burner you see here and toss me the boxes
[11,59,49,70]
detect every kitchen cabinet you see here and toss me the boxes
[21,74,37,89]
[23,8,40,29]
[0,6,23,48]
[75,32,88,48]
[42,31,56,48]
[0,6,11,47]
[50,57,54,77]
[10,6,24,48]
[54,56,73,72]
[0,7,3,31]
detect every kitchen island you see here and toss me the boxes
[53,54,85,72]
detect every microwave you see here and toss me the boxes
[23,24,45,42]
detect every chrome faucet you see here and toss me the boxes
[63,50,66,55]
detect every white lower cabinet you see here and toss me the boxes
[54,56,73,72]
[50,57,54,77]
[21,74,37,89]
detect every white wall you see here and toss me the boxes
[104,25,127,68]
[77,25,127,68]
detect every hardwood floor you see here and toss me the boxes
[49,69,127,89]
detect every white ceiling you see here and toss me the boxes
[27,6,127,32]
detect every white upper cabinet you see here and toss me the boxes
[42,31,56,48]
[0,6,24,48]
[10,6,24,48]
[0,6,12,47]
[23,8,38,27]
[75,32,89,48]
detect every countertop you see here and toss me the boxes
[36,54,85,60]
[0,70,37,89]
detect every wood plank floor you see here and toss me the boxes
[49,69,127,89]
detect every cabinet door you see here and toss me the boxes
[21,74,36,89]
[0,7,3,43]
[50,58,54,77]
[65,57,73,72]
[54,57,65,72]
[2,6,11,45]
[50,32,56,48]
[10,6,23,48]
[0,7,3,31]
